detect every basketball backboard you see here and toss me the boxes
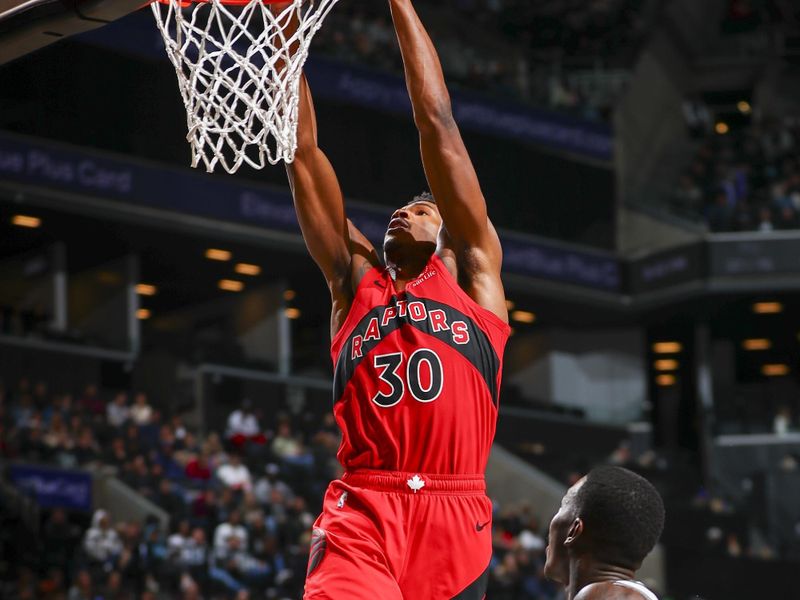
[0,0,143,64]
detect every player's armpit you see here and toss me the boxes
[347,220,381,293]
[417,124,500,257]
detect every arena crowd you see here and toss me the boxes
[313,0,651,122]
[0,377,564,599]
[671,115,800,232]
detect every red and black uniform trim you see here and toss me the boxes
[307,528,327,576]
[333,291,502,406]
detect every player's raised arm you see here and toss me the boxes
[287,75,379,337]
[268,4,377,337]
[388,0,506,319]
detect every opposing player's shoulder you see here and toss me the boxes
[575,581,658,600]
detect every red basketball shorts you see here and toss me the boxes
[303,470,492,599]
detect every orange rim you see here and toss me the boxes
[156,0,292,6]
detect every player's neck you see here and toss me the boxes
[567,556,636,600]
[384,249,433,290]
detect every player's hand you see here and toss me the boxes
[268,0,301,46]
[268,1,294,13]
[269,0,308,10]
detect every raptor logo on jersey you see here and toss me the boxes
[333,292,501,407]
[351,300,470,360]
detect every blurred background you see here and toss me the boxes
[0,0,799,598]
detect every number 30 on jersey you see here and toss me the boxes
[372,349,443,407]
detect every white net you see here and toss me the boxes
[152,0,339,173]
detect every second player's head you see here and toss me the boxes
[383,192,442,262]
[543,466,665,584]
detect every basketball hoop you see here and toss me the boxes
[152,0,338,173]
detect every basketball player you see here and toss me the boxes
[273,0,509,597]
[544,466,666,600]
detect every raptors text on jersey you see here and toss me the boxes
[330,255,511,475]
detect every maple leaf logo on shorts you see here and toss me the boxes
[407,475,425,493]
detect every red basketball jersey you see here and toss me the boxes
[330,255,510,475]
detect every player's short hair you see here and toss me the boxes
[412,191,436,205]
[574,466,665,568]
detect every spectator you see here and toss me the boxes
[774,406,793,435]
[154,478,186,519]
[167,519,192,561]
[213,510,248,560]
[123,456,157,497]
[175,527,210,588]
[205,431,228,462]
[78,384,104,417]
[216,452,253,492]
[707,190,735,232]
[226,399,266,449]
[99,570,129,600]
[42,508,81,573]
[130,392,153,426]
[116,521,145,592]
[271,421,314,470]
[82,509,123,568]
[105,437,128,470]
[123,422,142,457]
[139,519,169,584]
[106,392,129,428]
[185,450,213,484]
[171,414,188,442]
[18,425,47,463]
[72,427,101,466]
[67,569,94,600]
[175,431,201,464]
[254,463,295,505]
[191,489,222,535]
[41,413,69,455]
[209,535,271,595]
[37,567,67,600]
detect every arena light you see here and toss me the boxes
[652,341,682,354]
[654,359,679,372]
[283,289,296,301]
[12,214,41,228]
[285,308,301,320]
[656,374,676,387]
[715,122,729,135]
[97,271,122,285]
[753,302,783,314]
[742,338,771,351]
[136,308,151,320]
[206,248,232,261]
[762,364,789,377]
[218,279,244,292]
[737,100,752,114]
[235,263,261,276]
[136,284,157,296]
[511,310,536,324]
[505,300,515,311]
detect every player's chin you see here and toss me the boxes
[542,552,564,583]
[383,231,409,249]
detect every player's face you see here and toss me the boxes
[383,201,442,250]
[544,478,585,584]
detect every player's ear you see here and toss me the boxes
[564,518,584,547]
